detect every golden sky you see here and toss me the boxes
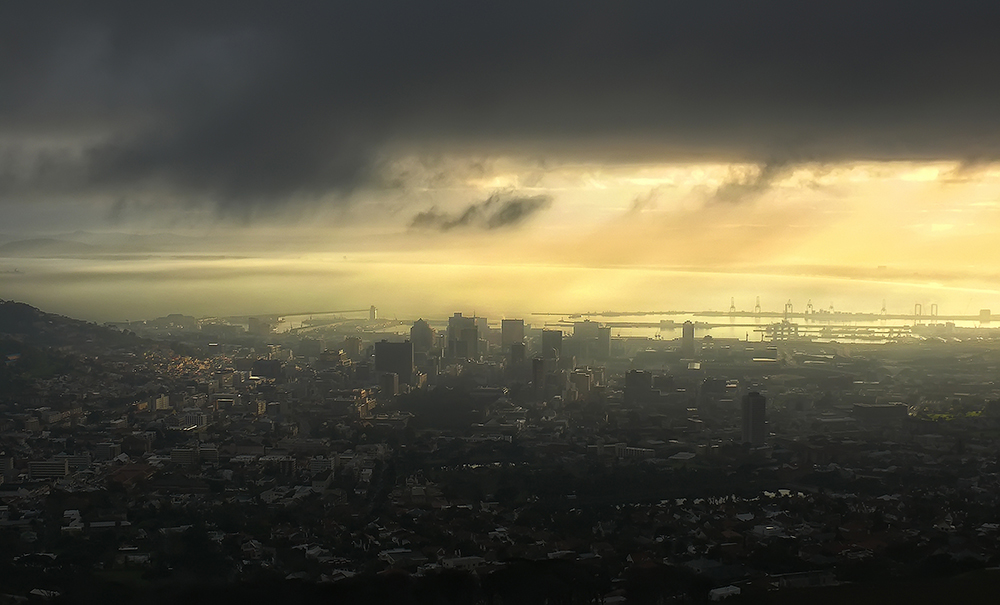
[4,157,1000,321]
[4,3,1000,320]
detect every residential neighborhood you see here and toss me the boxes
[3,300,1000,603]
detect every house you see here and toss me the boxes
[709,586,740,601]
[242,539,264,560]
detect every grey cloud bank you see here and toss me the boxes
[2,1,1000,215]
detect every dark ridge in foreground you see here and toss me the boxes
[0,300,137,349]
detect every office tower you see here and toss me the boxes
[410,319,435,353]
[375,340,414,385]
[502,319,525,348]
[541,329,563,360]
[532,358,545,397]
[343,336,363,359]
[509,341,526,364]
[571,370,593,399]
[570,320,609,362]
[596,326,611,361]
[1,457,14,483]
[447,313,477,358]
[379,372,399,397]
[573,320,600,340]
[29,459,70,479]
[248,317,273,336]
[459,327,479,358]
[681,321,695,357]
[742,391,767,446]
[369,305,378,321]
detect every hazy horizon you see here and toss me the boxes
[3,244,998,324]
[4,3,1000,323]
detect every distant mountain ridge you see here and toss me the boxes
[0,232,210,258]
[0,238,99,257]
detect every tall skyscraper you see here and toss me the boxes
[541,329,563,360]
[741,391,767,446]
[569,320,610,362]
[573,320,600,340]
[596,326,611,361]
[248,317,273,336]
[343,336,363,360]
[447,313,478,358]
[532,357,546,398]
[458,327,479,358]
[409,319,435,353]
[476,316,489,341]
[501,319,525,348]
[681,321,695,357]
[375,340,414,385]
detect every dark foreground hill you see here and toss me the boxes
[0,300,141,350]
[0,301,164,404]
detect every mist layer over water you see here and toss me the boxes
[2,254,998,324]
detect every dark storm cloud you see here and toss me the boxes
[3,1,1000,212]
[410,192,552,231]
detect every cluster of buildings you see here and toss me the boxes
[4,301,1000,601]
